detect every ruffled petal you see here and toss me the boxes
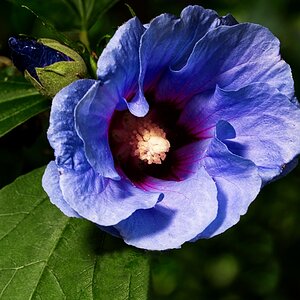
[47,79,161,226]
[141,6,233,85]
[97,17,145,98]
[156,23,293,103]
[124,93,149,117]
[96,17,149,116]
[114,167,218,250]
[59,168,161,226]
[180,83,300,182]
[218,14,238,26]
[134,5,236,107]
[215,120,236,140]
[196,138,261,238]
[48,79,96,172]
[42,161,80,218]
[215,84,300,181]
[75,81,120,180]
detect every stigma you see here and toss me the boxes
[130,119,171,164]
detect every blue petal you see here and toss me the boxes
[47,78,160,227]
[180,83,300,182]
[114,167,218,250]
[48,79,96,173]
[115,96,150,117]
[291,96,300,108]
[156,23,294,102]
[96,16,149,117]
[140,6,229,87]
[97,17,145,103]
[215,120,236,140]
[213,84,300,182]
[136,5,234,106]
[59,168,161,226]
[217,14,238,26]
[269,157,299,184]
[75,82,120,180]
[171,139,210,180]
[178,89,215,137]
[196,138,261,238]
[125,92,149,117]
[42,161,81,218]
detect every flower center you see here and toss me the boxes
[130,119,170,164]
[110,112,170,165]
[109,102,198,183]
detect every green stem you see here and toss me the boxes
[79,29,90,52]
[89,55,98,79]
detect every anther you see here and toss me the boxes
[130,119,170,164]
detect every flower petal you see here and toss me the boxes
[140,6,232,87]
[214,84,300,181]
[42,161,81,218]
[75,81,120,180]
[48,79,96,172]
[124,93,149,117]
[96,17,149,116]
[215,120,236,140]
[180,83,300,182]
[134,5,236,107]
[196,138,261,238]
[97,17,145,97]
[59,168,161,226]
[114,167,218,250]
[218,14,238,26]
[156,23,293,102]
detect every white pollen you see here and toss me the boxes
[130,118,171,164]
[148,136,170,154]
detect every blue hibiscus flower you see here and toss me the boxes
[42,6,300,250]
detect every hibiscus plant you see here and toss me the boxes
[1,1,300,299]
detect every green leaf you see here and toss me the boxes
[0,167,150,299]
[87,0,120,30]
[0,81,50,137]
[9,0,80,31]
[125,3,136,17]
[9,0,120,32]
[19,5,83,54]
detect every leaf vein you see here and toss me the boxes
[0,197,47,241]
[47,267,67,299]
[0,269,18,298]
[28,219,70,300]
[0,99,48,123]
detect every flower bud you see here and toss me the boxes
[8,37,87,97]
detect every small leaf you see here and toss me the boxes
[0,81,50,137]
[20,5,83,54]
[88,0,120,29]
[125,3,136,17]
[9,0,81,31]
[0,167,150,299]
[9,0,120,32]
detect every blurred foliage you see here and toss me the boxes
[150,171,300,299]
[0,0,300,299]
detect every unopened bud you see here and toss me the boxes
[8,37,87,97]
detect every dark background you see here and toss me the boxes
[1,1,300,299]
